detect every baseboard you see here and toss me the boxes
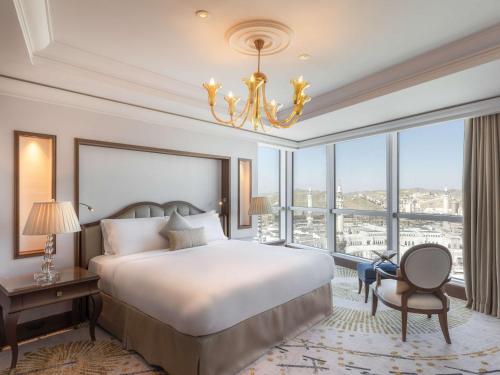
[0,311,75,348]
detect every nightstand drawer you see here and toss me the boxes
[20,281,99,310]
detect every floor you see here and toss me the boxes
[1,268,499,374]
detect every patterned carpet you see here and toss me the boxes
[1,267,499,374]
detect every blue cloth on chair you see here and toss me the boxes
[357,262,397,284]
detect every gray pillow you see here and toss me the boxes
[168,227,208,251]
[160,211,192,240]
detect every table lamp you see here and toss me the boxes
[248,196,273,243]
[23,201,81,283]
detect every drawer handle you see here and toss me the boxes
[56,291,63,297]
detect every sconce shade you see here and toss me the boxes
[248,197,273,215]
[23,201,81,235]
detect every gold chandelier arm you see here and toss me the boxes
[209,106,235,126]
[261,82,300,128]
[233,96,251,121]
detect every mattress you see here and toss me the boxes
[89,239,334,336]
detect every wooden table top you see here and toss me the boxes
[0,267,98,297]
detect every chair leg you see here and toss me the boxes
[358,279,362,294]
[438,312,451,344]
[364,283,370,303]
[371,291,378,316]
[401,309,408,342]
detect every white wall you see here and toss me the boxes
[78,145,222,224]
[0,94,257,321]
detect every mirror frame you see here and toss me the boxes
[14,131,57,259]
[238,158,252,229]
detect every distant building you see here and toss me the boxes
[336,185,344,233]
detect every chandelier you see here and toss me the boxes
[203,38,311,132]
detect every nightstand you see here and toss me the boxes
[0,267,101,369]
[237,236,286,246]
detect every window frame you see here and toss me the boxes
[286,121,465,281]
[257,145,285,241]
[290,145,329,249]
[330,135,390,260]
[395,127,464,277]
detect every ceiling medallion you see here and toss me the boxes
[203,20,311,132]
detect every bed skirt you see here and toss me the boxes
[98,283,332,375]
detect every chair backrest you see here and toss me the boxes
[400,244,452,290]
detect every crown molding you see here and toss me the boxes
[0,75,299,149]
[13,0,213,110]
[14,0,500,125]
[295,23,500,120]
[299,95,500,148]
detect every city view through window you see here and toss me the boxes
[284,120,465,278]
[257,147,280,242]
[398,120,464,278]
[292,146,328,248]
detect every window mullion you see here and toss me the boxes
[388,132,398,254]
[285,150,293,244]
[326,144,335,252]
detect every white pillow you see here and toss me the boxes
[101,217,168,255]
[184,212,227,242]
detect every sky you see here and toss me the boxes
[258,147,280,194]
[258,119,465,194]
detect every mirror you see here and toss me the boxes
[14,131,56,258]
[238,158,252,228]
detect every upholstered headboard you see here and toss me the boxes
[78,201,227,268]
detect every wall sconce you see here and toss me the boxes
[79,202,95,212]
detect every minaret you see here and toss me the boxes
[306,187,313,227]
[443,186,449,214]
[336,185,344,233]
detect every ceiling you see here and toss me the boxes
[1,0,500,143]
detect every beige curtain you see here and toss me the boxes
[463,114,500,317]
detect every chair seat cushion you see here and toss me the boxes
[357,262,398,282]
[374,279,449,310]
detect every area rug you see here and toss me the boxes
[1,267,499,374]
[239,268,500,375]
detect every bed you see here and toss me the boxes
[79,201,334,375]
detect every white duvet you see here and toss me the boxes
[89,239,334,336]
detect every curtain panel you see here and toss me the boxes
[463,114,500,317]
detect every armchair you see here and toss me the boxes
[371,244,452,343]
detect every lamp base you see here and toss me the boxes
[34,270,61,284]
[34,234,59,284]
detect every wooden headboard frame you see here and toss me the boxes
[77,201,228,268]
[74,138,232,268]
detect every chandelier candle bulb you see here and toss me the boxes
[203,78,222,106]
[224,91,241,117]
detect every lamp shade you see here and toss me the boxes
[23,201,81,235]
[248,197,273,215]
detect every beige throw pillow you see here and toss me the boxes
[159,211,192,243]
[168,227,208,250]
[396,268,410,294]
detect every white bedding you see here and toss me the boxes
[89,239,334,336]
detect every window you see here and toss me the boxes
[287,119,465,280]
[336,215,387,260]
[399,120,464,215]
[398,119,464,278]
[292,210,328,249]
[293,145,327,208]
[399,219,463,279]
[335,135,387,211]
[257,146,281,241]
[292,145,327,248]
[334,135,388,259]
